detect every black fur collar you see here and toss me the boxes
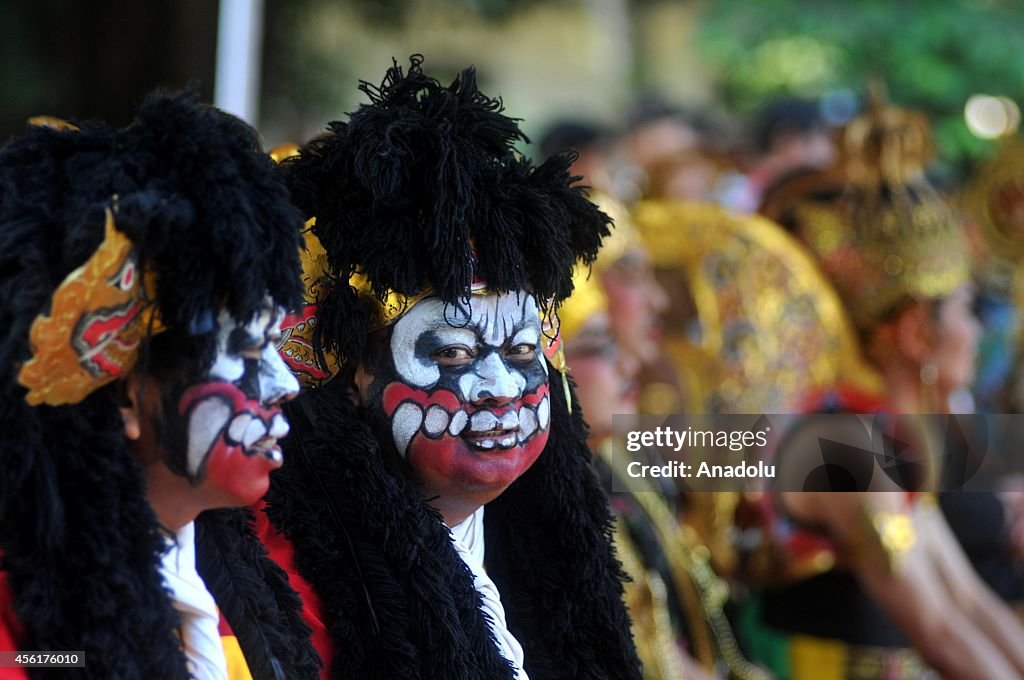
[264,376,641,680]
[195,508,321,680]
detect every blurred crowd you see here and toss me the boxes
[543,84,1024,679]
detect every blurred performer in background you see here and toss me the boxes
[540,122,680,418]
[725,97,836,214]
[749,90,1024,680]
[959,133,1024,615]
[257,57,642,680]
[559,238,769,680]
[0,93,319,679]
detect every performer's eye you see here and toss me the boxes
[506,343,536,362]
[434,345,475,367]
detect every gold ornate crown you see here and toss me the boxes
[790,86,970,332]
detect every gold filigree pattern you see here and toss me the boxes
[634,199,879,414]
[278,219,340,389]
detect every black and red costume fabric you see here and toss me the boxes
[260,57,643,680]
[0,92,318,679]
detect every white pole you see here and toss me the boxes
[214,0,265,126]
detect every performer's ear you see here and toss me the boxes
[351,364,372,408]
[118,374,143,441]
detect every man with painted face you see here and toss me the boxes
[259,56,642,680]
[0,94,320,679]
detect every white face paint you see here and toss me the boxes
[390,293,542,394]
[208,306,299,404]
[365,291,551,510]
[175,298,299,503]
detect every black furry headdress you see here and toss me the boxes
[264,57,641,679]
[281,55,612,366]
[0,91,308,678]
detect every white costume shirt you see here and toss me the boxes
[159,521,229,680]
[449,507,530,680]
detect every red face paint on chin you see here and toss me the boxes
[382,381,551,495]
[178,381,289,506]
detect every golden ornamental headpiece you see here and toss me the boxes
[842,81,934,188]
[17,207,164,406]
[26,116,80,132]
[276,217,436,390]
[277,219,341,389]
[268,143,300,164]
[788,85,970,332]
[558,264,608,343]
[633,199,880,412]
[964,134,1024,263]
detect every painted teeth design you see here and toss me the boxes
[188,399,232,475]
[400,398,549,450]
[518,406,538,442]
[499,410,519,430]
[268,413,289,439]
[537,395,550,431]
[448,410,468,436]
[227,413,252,444]
[424,405,449,437]
[392,402,423,457]
[469,410,500,432]
[264,447,283,465]
[243,418,269,448]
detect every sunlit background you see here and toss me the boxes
[2,0,1023,168]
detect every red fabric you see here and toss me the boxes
[252,501,332,680]
[0,568,29,680]
[217,610,234,637]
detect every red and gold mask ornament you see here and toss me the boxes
[18,207,164,406]
[278,219,340,388]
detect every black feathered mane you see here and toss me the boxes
[0,90,306,678]
[280,55,611,368]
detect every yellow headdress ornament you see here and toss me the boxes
[634,200,879,412]
[17,207,163,405]
[964,134,1024,294]
[775,84,970,333]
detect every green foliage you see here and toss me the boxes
[696,0,1024,166]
